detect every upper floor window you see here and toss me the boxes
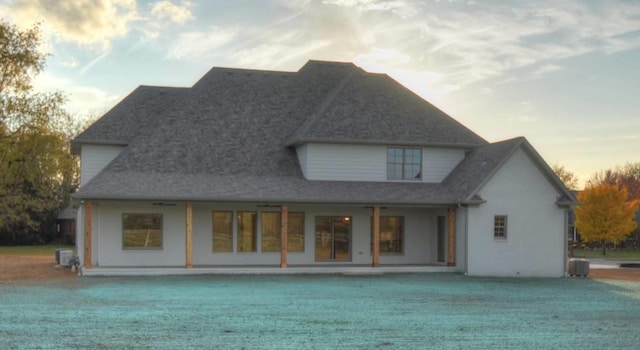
[387,148,421,180]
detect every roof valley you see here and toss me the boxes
[287,69,358,145]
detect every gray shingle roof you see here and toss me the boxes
[288,70,486,147]
[72,60,574,205]
[71,86,188,153]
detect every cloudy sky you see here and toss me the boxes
[3,0,639,187]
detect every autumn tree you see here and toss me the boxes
[589,163,640,202]
[0,20,77,244]
[575,184,638,255]
[552,163,579,190]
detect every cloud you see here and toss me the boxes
[166,26,237,60]
[9,0,138,51]
[231,39,333,68]
[322,0,417,17]
[151,1,194,24]
[61,56,78,68]
[529,64,562,80]
[508,101,538,123]
[33,72,119,115]
[157,0,640,99]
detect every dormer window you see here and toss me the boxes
[387,147,422,180]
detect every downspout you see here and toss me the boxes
[457,202,470,275]
[564,209,569,277]
[464,205,469,275]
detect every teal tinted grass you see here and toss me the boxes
[1,274,639,349]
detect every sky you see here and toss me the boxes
[3,0,640,188]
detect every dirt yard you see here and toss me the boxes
[0,255,77,284]
[1,254,639,282]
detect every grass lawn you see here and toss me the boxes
[572,248,640,260]
[0,245,75,256]
[1,274,640,349]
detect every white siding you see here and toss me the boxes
[296,143,464,183]
[302,143,385,181]
[80,144,125,186]
[422,148,465,183]
[466,148,566,277]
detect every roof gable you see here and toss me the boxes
[444,137,577,205]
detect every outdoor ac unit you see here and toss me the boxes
[568,258,589,277]
[55,249,62,264]
[58,250,73,266]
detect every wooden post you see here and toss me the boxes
[84,202,92,269]
[372,206,380,267]
[447,207,456,266]
[280,205,288,268]
[185,202,193,268]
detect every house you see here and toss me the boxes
[56,206,77,244]
[72,60,577,277]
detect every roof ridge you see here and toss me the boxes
[286,70,358,146]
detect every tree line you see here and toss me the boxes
[554,163,640,255]
[1,20,82,244]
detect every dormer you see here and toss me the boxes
[294,142,467,183]
[287,61,485,183]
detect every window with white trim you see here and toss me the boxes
[494,215,507,239]
[387,148,422,180]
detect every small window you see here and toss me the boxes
[212,211,233,252]
[122,213,162,249]
[237,211,257,252]
[387,148,421,180]
[371,216,404,254]
[494,215,507,239]
[261,212,305,253]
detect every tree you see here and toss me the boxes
[552,163,579,190]
[588,163,640,201]
[0,20,77,244]
[575,184,638,255]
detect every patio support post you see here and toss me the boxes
[280,205,288,268]
[185,202,193,268]
[84,202,92,269]
[447,207,456,266]
[372,205,380,267]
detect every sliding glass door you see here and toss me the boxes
[315,217,351,261]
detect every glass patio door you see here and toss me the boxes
[315,217,351,261]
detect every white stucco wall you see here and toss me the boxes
[466,148,566,277]
[80,144,125,186]
[88,202,187,267]
[82,202,449,267]
[296,143,465,183]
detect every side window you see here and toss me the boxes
[212,211,233,252]
[371,216,404,254]
[494,215,507,239]
[122,213,162,249]
[237,211,257,252]
[261,212,305,253]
